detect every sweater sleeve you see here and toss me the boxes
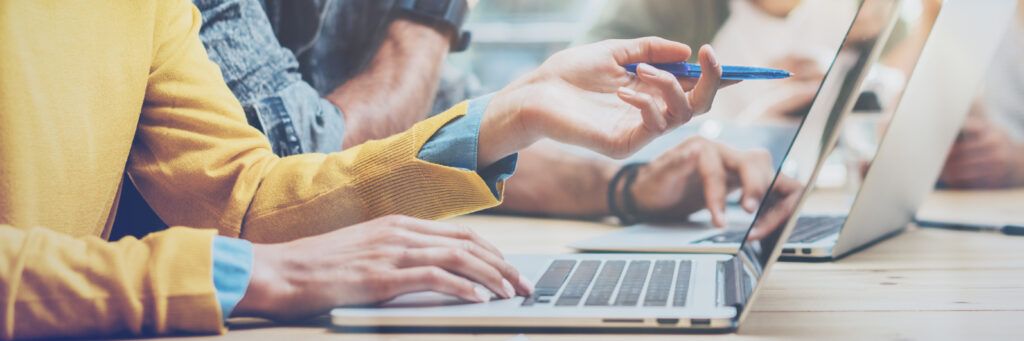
[127,0,505,243]
[0,225,223,340]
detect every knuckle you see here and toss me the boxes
[689,136,708,147]
[425,267,448,285]
[448,248,470,266]
[501,262,520,278]
[459,241,480,254]
[455,225,475,239]
[380,214,404,225]
[366,272,394,297]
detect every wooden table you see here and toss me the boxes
[187,190,1024,340]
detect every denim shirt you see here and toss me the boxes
[194,0,481,156]
[195,0,346,155]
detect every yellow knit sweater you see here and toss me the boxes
[0,1,502,339]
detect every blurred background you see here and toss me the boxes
[444,0,1024,193]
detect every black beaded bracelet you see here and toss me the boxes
[608,162,647,225]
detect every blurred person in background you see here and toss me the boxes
[938,3,1024,189]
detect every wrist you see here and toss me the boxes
[597,161,620,215]
[631,165,662,216]
[388,17,452,52]
[478,86,536,167]
[232,243,289,319]
[390,0,471,52]
[607,163,647,225]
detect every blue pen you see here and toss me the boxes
[624,62,792,80]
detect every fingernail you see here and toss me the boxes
[637,63,657,77]
[703,44,719,67]
[474,286,492,303]
[618,87,637,97]
[502,279,516,298]
[743,198,759,211]
[519,275,535,295]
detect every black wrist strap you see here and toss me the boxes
[608,162,647,226]
[391,0,471,52]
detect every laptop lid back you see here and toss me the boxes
[730,0,904,326]
[833,0,1018,258]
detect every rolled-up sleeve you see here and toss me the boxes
[418,94,518,198]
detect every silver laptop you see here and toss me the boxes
[570,0,1017,262]
[329,1,888,332]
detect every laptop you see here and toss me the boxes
[329,1,887,332]
[570,0,1017,262]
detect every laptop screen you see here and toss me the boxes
[728,0,903,320]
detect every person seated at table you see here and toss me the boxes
[938,6,1024,189]
[109,0,773,234]
[0,0,735,339]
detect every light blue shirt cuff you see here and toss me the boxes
[418,93,518,198]
[211,236,254,321]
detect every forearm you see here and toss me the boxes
[0,225,223,339]
[491,143,617,218]
[326,18,452,148]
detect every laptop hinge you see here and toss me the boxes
[718,257,751,311]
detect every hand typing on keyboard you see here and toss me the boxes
[628,137,775,227]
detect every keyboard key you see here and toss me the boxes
[700,216,847,245]
[584,260,625,306]
[555,261,600,306]
[534,260,575,297]
[787,216,845,243]
[643,260,675,306]
[672,261,692,307]
[614,261,651,306]
[697,230,746,244]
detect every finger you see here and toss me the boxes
[679,79,738,92]
[947,153,998,171]
[605,36,693,66]
[618,87,668,137]
[721,79,742,88]
[381,266,488,303]
[687,45,724,115]
[943,163,1000,184]
[679,78,698,91]
[397,247,514,299]
[748,180,802,240]
[635,63,694,126]
[696,143,729,227]
[394,218,504,260]
[961,114,988,135]
[730,150,773,213]
[949,134,996,156]
[389,229,530,296]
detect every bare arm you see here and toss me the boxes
[326,19,453,148]
[492,142,617,218]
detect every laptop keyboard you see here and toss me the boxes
[699,216,846,244]
[787,216,846,243]
[524,259,692,307]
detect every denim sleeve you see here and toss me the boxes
[195,0,345,156]
[418,94,518,198]
[211,236,254,321]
